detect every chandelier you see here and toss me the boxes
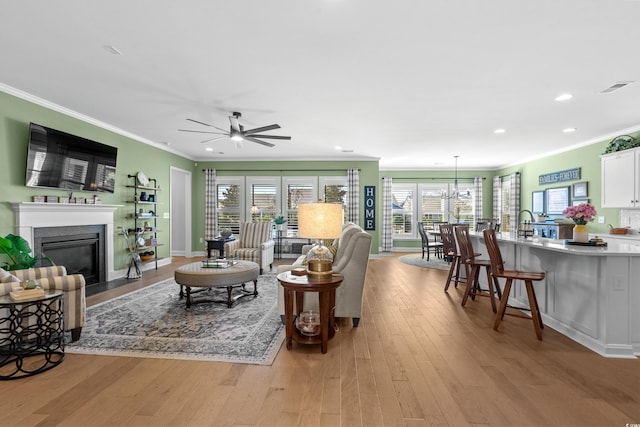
[441,155,471,200]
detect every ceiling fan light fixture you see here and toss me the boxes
[555,93,573,101]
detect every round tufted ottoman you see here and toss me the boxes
[174,260,260,308]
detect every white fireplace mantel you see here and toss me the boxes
[11,202,123,280]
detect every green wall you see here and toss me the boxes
[0,91,195,270]
[192,160,381,253]
[497,131,640,235]
[2,88,635,265]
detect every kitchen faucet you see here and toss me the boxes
[517,209,535,238]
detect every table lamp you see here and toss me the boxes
[298,202,343,279]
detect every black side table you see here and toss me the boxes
[0,292,65,380]
[205,237,235,259]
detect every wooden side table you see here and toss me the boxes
[277,272,343,354]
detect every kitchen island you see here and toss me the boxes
[468,231,640,359]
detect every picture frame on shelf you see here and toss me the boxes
[573,181,588,198]
[572,198,590,206]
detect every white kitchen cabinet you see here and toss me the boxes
[601,148,640,208]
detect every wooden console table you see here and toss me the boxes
[277,272,343,354]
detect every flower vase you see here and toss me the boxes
[572,224,589,242]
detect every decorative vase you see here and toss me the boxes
[572,224,589,242]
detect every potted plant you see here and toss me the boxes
[537,213,549,222]
[0,234,49,271]
[273,216,287,230]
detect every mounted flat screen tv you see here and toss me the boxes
[25,123,118,193]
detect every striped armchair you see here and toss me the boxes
[224,222,275,274]
[6,266,86,342]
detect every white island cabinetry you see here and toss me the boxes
[468,232,640,359]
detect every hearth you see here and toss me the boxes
[34,225,106,285]
[11,202,120,282]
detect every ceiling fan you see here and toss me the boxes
[178,111,291,148]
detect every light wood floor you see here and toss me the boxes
[2,255,638,427]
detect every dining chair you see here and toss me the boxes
[417,222,444,261]
[439,223,462,291]
[455,225,501,313]
[482,229,546,340]
[475,218,499,232]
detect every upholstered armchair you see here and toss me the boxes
[2,265,86,341]
[224,222,275,274]
[277,222,372,327]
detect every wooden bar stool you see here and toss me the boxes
[440,223,463,291]
[455,226,501,312]
[482,229,545,340]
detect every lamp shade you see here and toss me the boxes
[298,203,343,240]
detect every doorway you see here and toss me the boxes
[170,167,192,257]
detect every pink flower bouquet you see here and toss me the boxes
[563,203,597,225]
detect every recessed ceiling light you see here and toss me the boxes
[562,127,576,133]
[205,147,214,151]
[555,93,573,101]
[335,146,342,150]
[494,128,506,134]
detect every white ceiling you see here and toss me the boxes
[3,0,640,171]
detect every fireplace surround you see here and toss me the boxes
[11,202,121,281]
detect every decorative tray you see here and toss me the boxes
[565,240,607,247]
[201,259,237,268]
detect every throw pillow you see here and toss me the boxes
[0,267,20,283]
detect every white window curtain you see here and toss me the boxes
[473,176,483,228]
[382,177,393,251]
[204,169,217,240]
[347,168,359,224]
[509,172,521,232]
[493,175,502,223]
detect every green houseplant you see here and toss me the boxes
[0,234,46,271]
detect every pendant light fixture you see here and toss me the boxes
[441,155,470,200]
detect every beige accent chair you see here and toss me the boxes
[1,265,86,341]
[277,222,372,327]
[224,222,275,274]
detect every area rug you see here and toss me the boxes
[67,274,284,365]
[398,253,452,271]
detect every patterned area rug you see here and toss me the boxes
[398,253,452,271]
[67,274,284,365]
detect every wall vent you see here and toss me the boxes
[601,81,634,93]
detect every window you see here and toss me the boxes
[419,184,446,225]
[216,177,243,235]
[246,177,279,223]
[283,177,317,233]
[319,176,348,221]
[446,181,475,224]
[392,184,415,238]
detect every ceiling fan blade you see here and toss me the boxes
[200,136,228,143]
[178,129,227,135]
[244,136,275,148]
[249,134,291,140]
[229,115,241,132]
[243,124,281,135]
[186,118,228,133]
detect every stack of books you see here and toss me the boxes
[10,283,45,301]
